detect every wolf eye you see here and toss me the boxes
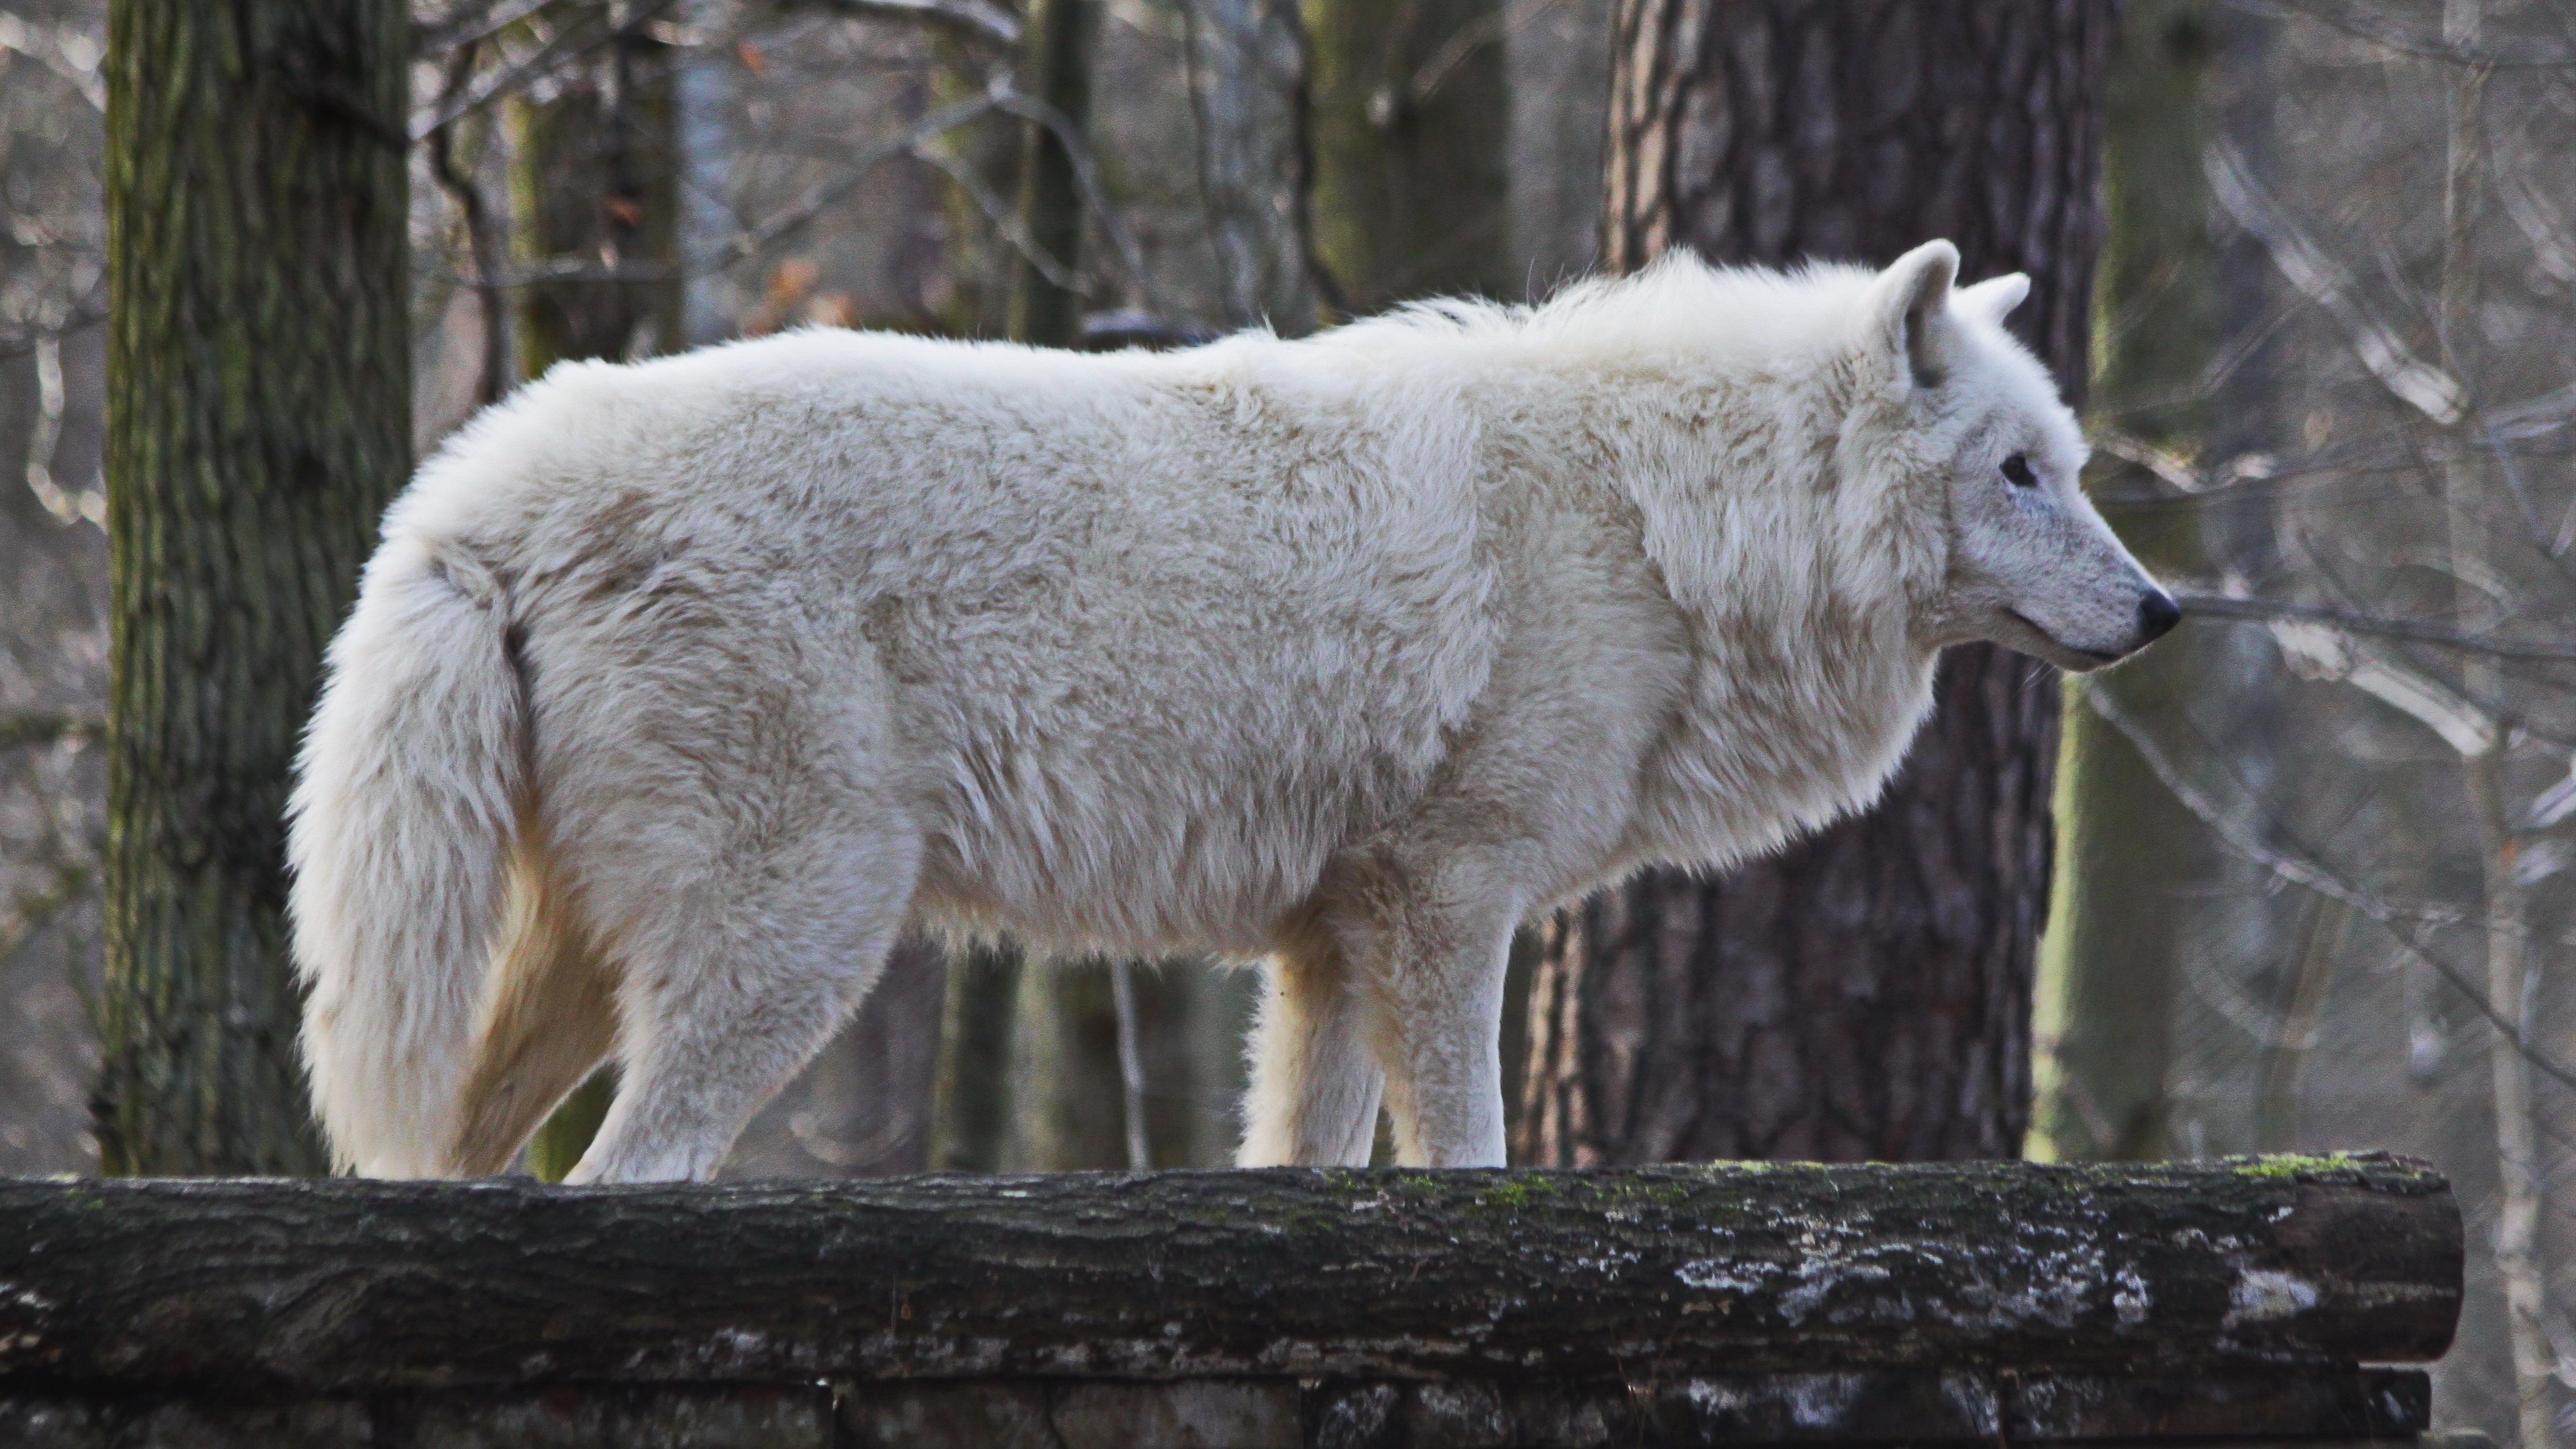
[2000,452,2039,488]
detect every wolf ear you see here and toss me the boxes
[1870,240,1961,392]
[1957,272,2031,327]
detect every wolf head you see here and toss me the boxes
[1853,241,2175,672]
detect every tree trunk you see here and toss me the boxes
[1302,0,1514,310]
[995,957,1254,1171]
[2435,8,2550,1442]
[1184,0,1317,332]
[2029,0,2219,1164]
[93,0,410,1175]
[509,5,682,371]
[1519,0,2111,1167]
[1007,0,1098,346]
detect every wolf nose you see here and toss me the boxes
[2137,591,2181,642]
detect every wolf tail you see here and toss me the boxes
[288,532,534,1178]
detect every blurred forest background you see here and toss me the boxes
[5,0,2574,1442]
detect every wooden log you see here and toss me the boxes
[0,1156,2458,1396]
[0,1371,2440,1449]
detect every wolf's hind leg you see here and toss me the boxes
[561,801,920,1184]
[520,617,922,1184]
[1237,944,1385,1166]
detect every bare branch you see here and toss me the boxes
[0,854,96,972]
[711,88,1004,266]
[2230,0,2576,69]
[794,0,1021,50]
[2206,139,2468,426]
[1406,0,1559,107]
[2078,680,2576,1098]
[2270,612,2500,756]
[2174,592,2576,663]
[409,0,684,142]
[0,713,104,751]
[909,142,1085,294]
[413,0,558,60]
[2490,121,2576,289]
[991,88,1176,321]
[425,41,509,407]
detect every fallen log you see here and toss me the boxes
[0,1155,2456,1397]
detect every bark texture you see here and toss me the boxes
[1520,0,2111,1167]
[0,1371,2439,1448]
[0,1156,2457,1393]
[94,0,410,1175]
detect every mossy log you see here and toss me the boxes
[0,1157,2455,1397]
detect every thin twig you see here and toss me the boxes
[2079,680,2576,1098]
[426,41,510,407]
[414,0,558,60]
[410,0,683,141]
[2173,593,2576,662]
[797,0,1020,50]
[710,88,1004,267]
[1406,0,1558,107]
[1108,959,1152,1171]
[909,143,1085,293]
[2206,138,2467,426]
[991,88,1175,320]
[0,855,96,971]
[2230,0,2576,69]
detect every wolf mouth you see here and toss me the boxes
[2006,610,2122,668]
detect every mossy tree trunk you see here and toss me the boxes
[930,944,1025,1172]
[94,0,411,1175]
[1302,0,1513,311]
[1007,0,1098,346]
[2031,0,2222,1164]
[1519,0,2112,1166]
[510,3,682,375]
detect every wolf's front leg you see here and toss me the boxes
[1371,912,1516,1168]
[1238,946,1385,1166]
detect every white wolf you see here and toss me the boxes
[289,240,2173,1183]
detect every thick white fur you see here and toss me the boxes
[289,242,2166,1181]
